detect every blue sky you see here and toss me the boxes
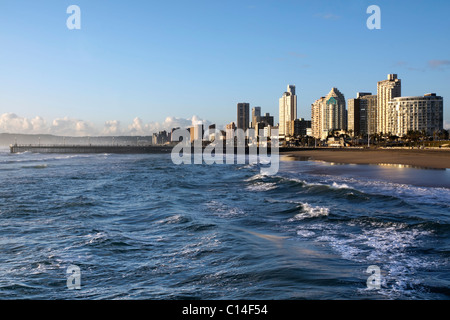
[0,0,449,135]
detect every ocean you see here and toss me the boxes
[0,147,449,300]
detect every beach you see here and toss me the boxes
[281,148,450,169]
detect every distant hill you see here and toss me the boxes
[0,133,153,147]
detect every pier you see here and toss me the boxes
[10,144,174,154]
[9,144,300,155]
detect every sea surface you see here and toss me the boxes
[0,147,449,300]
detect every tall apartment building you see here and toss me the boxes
[348,92,377,136]
[387,93,443,137]
[259,113,274,127]
[377,74,401,134]
[311,96,325,139]
[311,88,346,139]
[254,113,275,137]
[347,98,360,136]
[279,85,297,137]
[290,118,312,136]
[225,122,236,140]
[237,103,250,131]
[190,122,203,142]
[251,106,261,128]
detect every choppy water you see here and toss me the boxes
[0,148,449,300]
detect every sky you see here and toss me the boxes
[0,0,449,136]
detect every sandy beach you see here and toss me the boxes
[281,148,450,169]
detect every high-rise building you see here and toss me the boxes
[190,122,203,142]
[377,74,401,134]
[290,118,311,136]
[387,93,443,137]
[152,131,169,145]
[253,113,274,138]
[226,122,236,141]
[360,94,378,136]
[237,103,250,131]
[279,85,297,137]
[347,98,360,136]
[311,88,346,139]
[348,93,377,136]
[251,106,261,128]
[311,96,325,139]
[171,127,181,142]
[259,113,274,127]
[208,124,216,141]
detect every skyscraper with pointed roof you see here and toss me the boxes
[279,85,297,137]
[311,87,346,139]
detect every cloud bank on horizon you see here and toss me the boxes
[0,113,211,137]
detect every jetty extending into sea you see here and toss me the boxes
[9,144,174,154]
[9,144,291,154]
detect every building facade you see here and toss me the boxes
[279,85,297,137]
[251,106,261,128]
[387,93,444,137]
[377,74,401,134]
[225,122,236,141]
[311,88,346,140]
[290,118,312,136]
[311,96,325,139]
[348,92,377,136]
[237,103,250,131]
[347,98,360,136]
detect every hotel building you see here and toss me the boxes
[311,88,346,139]
[387,93,444,137]
[348,92,377,136]
[279,85,297,137]
[377,74,401,134]
[237,103,250,131]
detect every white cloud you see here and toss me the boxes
[103,120,122,135]
[126,115,211,136]
[0,113,213,136]
[0,113,49,134]
[51,117,97,136]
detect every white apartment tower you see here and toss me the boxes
[279,85,297,137]
[387,93,443,137]
[311,88,346,139]
[377,74,401,134]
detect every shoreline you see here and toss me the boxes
[281,148,450,169]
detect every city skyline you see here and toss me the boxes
[0,0,449,136]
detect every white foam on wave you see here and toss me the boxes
[246,182,278,192]
[296,230,316,237]
[282,169,450,208]
[244,173,268,182]
[156,214,185,225]
[289,203,330,221]
[205,200,244,218]
[331,182,350,189]
[313,219,440,298]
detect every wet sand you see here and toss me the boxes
[281,148,450,169]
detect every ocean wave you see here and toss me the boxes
[205,200,244,218]
[311,218,441,298]
[245,181,278,192]
[279,171,450,209]
[288,203,330,221]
